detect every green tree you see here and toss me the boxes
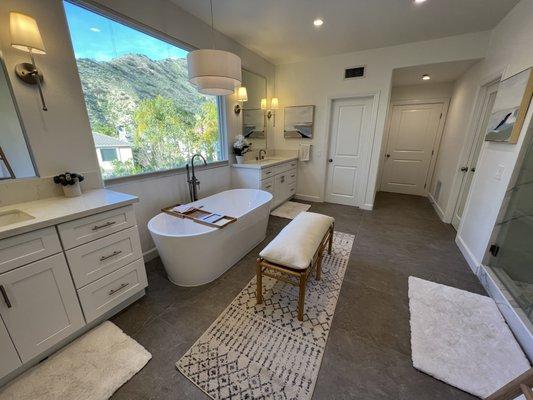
[194,101,220,161]
[133,96,196,170]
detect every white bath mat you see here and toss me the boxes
[408,276,530,398]
[0,321,151,400]
[270,201,311,219]
[177,232,354,400]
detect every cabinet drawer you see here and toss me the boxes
[0,227,62,274]
[261,167,274,180]
[288,160,298,170]
[287,168,297,185]
[77,259,147,323]
[58,205,136,249]
[65,226,142,288]
[261,177,274,194]
[288,183,297,197]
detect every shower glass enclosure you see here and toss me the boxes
[487,117,533,321]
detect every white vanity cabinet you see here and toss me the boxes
[0,253,84,362]
[0,190,146,382]
[232,158,298,209]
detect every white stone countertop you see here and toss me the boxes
[0,189,138,240]
[231,156,298,170]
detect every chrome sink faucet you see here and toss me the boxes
[186,154,207,202]
[258,149,267,160]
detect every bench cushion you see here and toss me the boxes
[259,212,334,270]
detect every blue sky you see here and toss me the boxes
[63,1,188,61]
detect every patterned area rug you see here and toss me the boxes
[177,232,354,400]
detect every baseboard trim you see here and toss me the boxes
[143,247,159,262]
[455,234,479,274]
[295,194,322,202]
[428,192,446,222]
[360,203,374,211]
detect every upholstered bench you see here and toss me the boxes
[256,212,335,321]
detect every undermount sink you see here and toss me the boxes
[0,209,35,227]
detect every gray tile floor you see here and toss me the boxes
[111,192,484,399]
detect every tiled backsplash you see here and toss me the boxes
[0,171,102,207]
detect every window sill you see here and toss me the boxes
[103,160,229,186]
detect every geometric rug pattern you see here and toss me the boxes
[176,232,354,400]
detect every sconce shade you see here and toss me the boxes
[10,12,46,54]
[237,86,248,102]
[260,98,267,110]
[187,49,241,95]
[271,97,279,110]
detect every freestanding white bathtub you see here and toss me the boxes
[148,189,273,286]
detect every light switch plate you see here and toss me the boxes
[494,164,505,181]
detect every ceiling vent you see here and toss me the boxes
[344,66,365,80]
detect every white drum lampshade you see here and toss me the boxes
[187,49,242,95]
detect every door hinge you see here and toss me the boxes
[424,183,427,189]
[489,244,500,257]
[431,149,434,155]
[440,113,443,119]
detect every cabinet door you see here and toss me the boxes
[0,316,21,379]
[0,253,85,362]
[274,173,290,207]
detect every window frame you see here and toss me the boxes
[64,0,228,184]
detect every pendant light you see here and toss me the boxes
[187,0,241,95]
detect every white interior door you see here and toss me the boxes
[325,96,374,206]
[452,82,499,230]
[381,103,444,196]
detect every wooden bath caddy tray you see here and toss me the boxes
[162,204,237,229]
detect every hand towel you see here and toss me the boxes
[299,143,311,161]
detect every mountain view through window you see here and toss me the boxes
[63,1,223,180]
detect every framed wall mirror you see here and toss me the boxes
[241,69,267,149]
[0,53,37,180]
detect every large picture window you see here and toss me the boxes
[63,1,224,180]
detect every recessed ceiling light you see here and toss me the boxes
[422,74,431,80]
[414,0,427,3]
[313,18,324,27]
[90,27,101,32]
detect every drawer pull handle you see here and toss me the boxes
[108,282,129,296]
[92,221,116,231]
[291,174,295,178]
[0,285,12,308]
[100,250,123,262]
[265,185,272,189]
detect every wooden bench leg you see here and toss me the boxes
[328,224,334,255]
[256,259,263,304]
[316,251,323,281]
[298,273,306,321]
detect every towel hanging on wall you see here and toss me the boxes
[299,144,311,161]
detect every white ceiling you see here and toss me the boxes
[392,59,481,86]
[170,0,519,65]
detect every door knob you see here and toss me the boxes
[460,166,468,172]
[328,159,333,163]
[386,154,390,158]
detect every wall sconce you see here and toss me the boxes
[10,12,47,111]
[261,97,279,126]
[234,86,248,114]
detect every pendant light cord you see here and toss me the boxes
[210,0,215,49]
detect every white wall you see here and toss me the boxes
[430,61,484,218]
[390,82,454,102]
[456,0,533,269]
[274,31,490,206]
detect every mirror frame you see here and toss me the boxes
[0,52,39,179]
[241,68,268,147]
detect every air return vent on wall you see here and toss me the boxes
[344,66,365,79]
